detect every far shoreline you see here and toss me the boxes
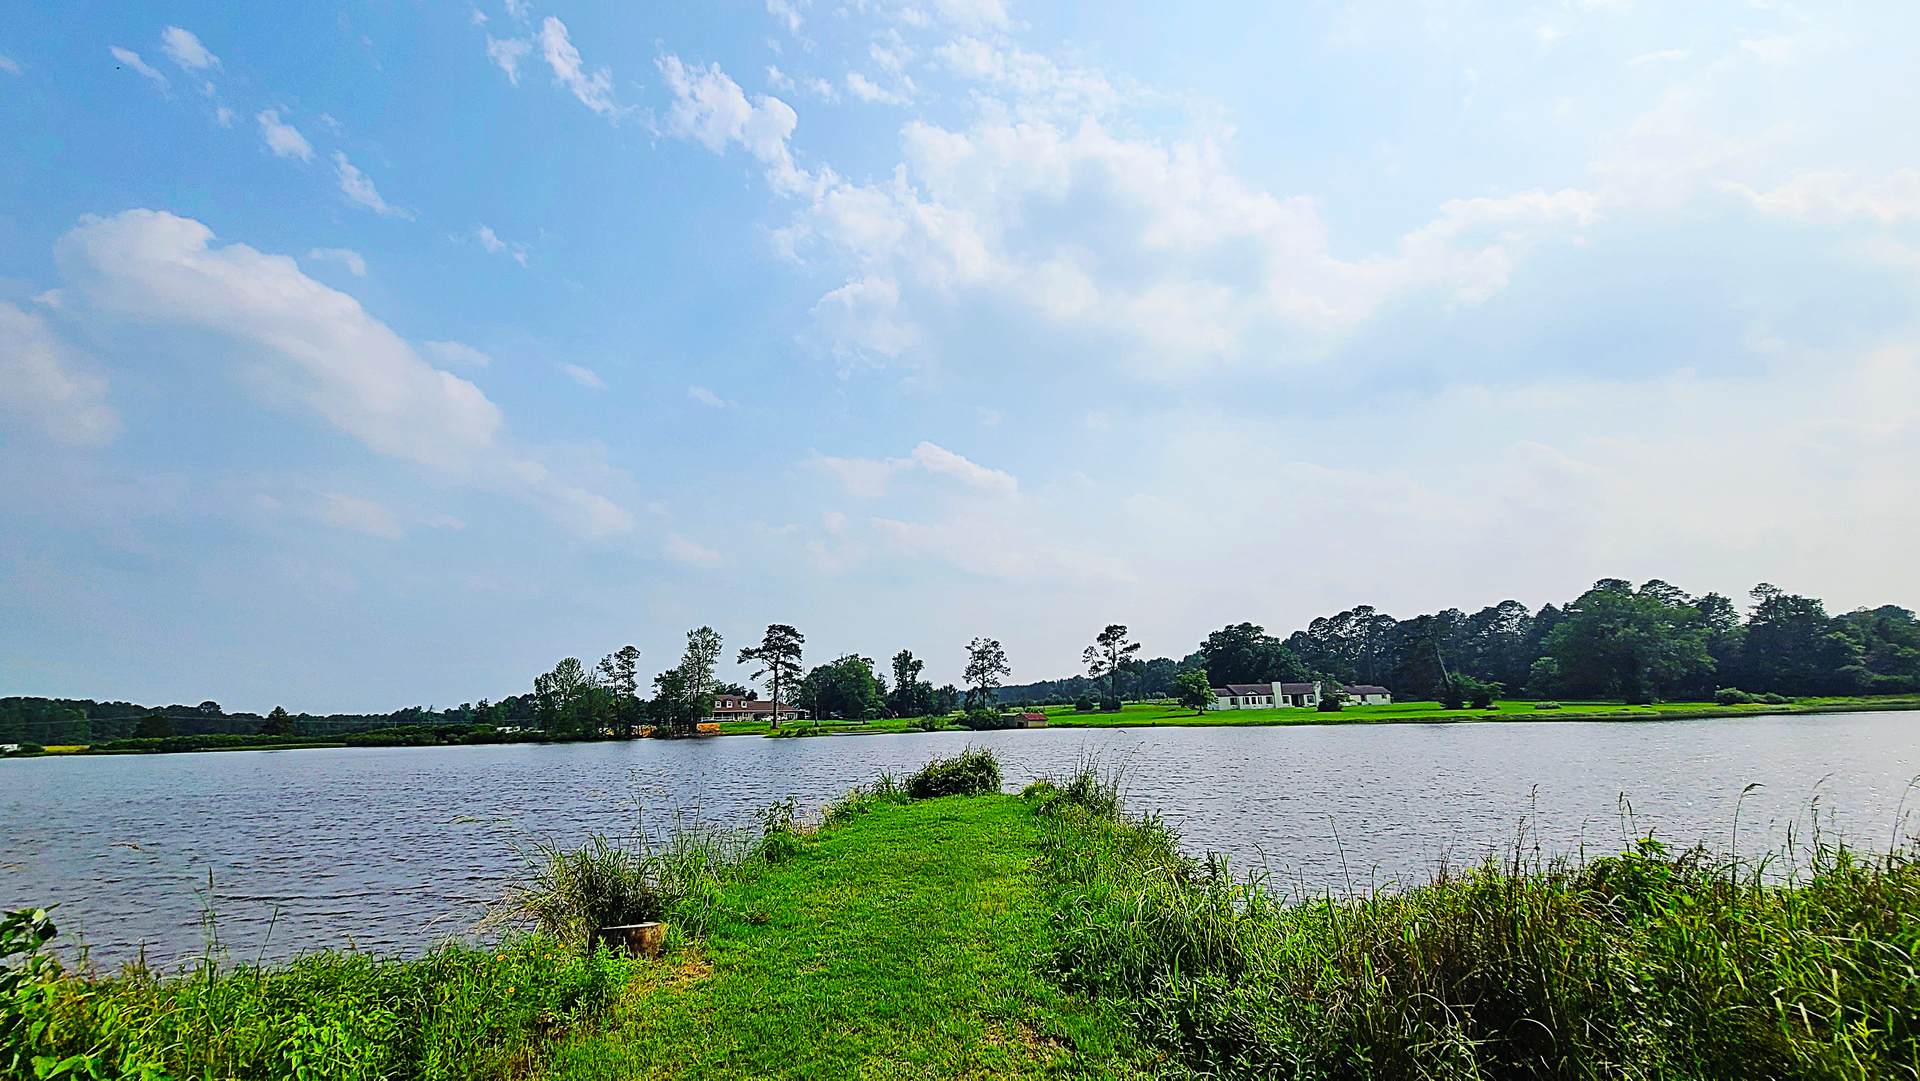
[6,694,1918,759]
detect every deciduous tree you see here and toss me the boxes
[1173,668,1214,715]
[963,637,1010,711]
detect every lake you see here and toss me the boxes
[6,712,1919,967]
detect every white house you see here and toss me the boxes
[708,695,808,723]
[1209,681,1394,709]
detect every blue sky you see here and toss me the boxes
[4,0,1918,711]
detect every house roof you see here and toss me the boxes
[1221,683,1273,695]
[1019,712,1046,720]
[1343,684,1390,695]
[1278,683,1316,695]
[713,699,794,713]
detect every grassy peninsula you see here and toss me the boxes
[11,750,1920,1078]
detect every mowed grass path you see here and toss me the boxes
[542,795,1147,1081]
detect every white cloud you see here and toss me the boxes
[538,17,620,118]
[931,0,1009,29]
[503,0,529,19]
[472,224,530,264]
[767,0,807,34]
[421,340,492,367]
[214,105,234,127]
[1724,169,1920,225]
[57,210,499,472]
[977,406,1000,426]
[561,362,604,388]
[688,385,729,407]
[470,7,489,26]
[256,109,313,162]
[1739,35,1795,64]
[664,533,722,567]
[808,453,896,497]
[333,153,412,218]
[486,35,532,85]
[0,302,120,445]
[318,114,344,135]
[306,247,367,275]
[846,71,912,106]
[803,76,839,102]
[657,55,807,193]
[160,27,218,71]
[777,109,1597,376]
[319,493,404,539]
[908,441,1017,495]
[766,65,794,90]
[806,441,1017,497]
[110,47,167,86]
[0,55,19,76]
[807,276,916,369]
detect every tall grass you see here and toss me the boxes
[1030,764,1920,1080]
[489,820,750,954]
[9,910,634,1081]
[904,747,1002,799]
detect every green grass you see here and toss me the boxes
[541,794,1148,1080]
[1035,694,1920,729]
[14,931,638,1081]
[1029,767,1920,1080]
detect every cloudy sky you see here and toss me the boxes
[3,1,1917,711]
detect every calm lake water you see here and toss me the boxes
[6,712,1919,967]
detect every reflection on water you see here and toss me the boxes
[5,712,1918,966]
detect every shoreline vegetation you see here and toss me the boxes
[4,694,1918,758]
[10,748,1920,1078]
[10,577,1920,754]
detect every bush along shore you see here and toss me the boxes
[9,749,1920,1078]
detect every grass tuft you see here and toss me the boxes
[904,746,1002,799]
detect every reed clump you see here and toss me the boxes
[1032,765,1920,1080]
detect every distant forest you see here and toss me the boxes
[5,578,1916,745]
[1002,579,1919,707]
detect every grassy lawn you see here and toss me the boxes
[541,794,1148,1081]
[1034,694,1920,728]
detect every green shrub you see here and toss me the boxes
[1073,694,1096,712]
[909,715,947,732]
[905,748,1001,799]
[956,708,1016,731]
[1761,692,1790,705]
[1533,701,1561,710]
[1715,687,1756,705]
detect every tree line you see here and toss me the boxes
[6,577,1914,746]
[1000,579,1920,708]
